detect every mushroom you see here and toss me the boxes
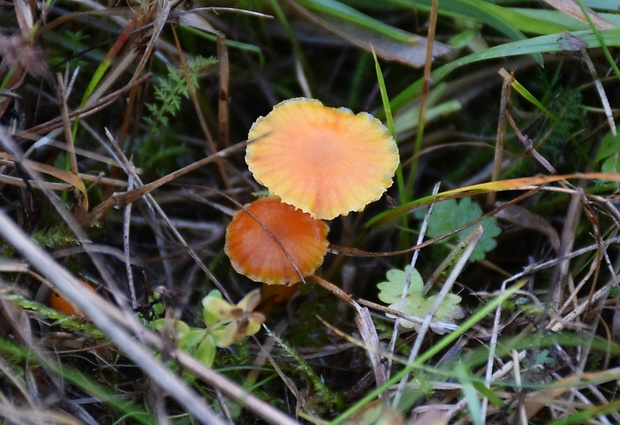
[225,197,329,285]
[50,280,97,317]
[246,98,399,220]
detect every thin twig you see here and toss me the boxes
[85,140,246,226]
[386,182,440,380]
[581,49,616,136]
[488,68,512,207]
[407,0,439,194]
[0,208,227,425]
[392,225,484,408]
[549,186,583,311]
[217,35,230,150]
[482,279,508,420]
[123,172,137,309]
[103,128,234,302]
[21,74,151,135]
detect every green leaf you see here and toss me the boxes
[202,289,224,326]
[201,289,265,347]
[425,197,501,262]
[595,131,620,162]
[151,318,191,338]
[178,329,207,351]
[601,156,620,173]
[377,266,464,333]
[385,28,620,118]
[195,335,216,367]
[595,131,620,173]
[378,266,424,299]
[298,0,422,43]
[455,362,483,425]
[473,381,505,408]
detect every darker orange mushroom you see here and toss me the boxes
[225,197,329,285]
[50,280,96,316]
[246,98,399,220]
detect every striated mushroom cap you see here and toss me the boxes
[246,98,399,220]
[225,197,329,285]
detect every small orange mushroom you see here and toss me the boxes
[50,280,96,316]
[225,197,329,285]
[246,98,399,220]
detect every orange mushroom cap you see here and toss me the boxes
[50,280,97,317]
[225,197,329,285]
[246,98,399,220]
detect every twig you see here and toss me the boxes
[407,0,439,194]
[0,208,226,425]
[482,279,508,420]
[581,49,616,136]
[392,225,484,408]
[549,186,583,311]
[505,109,557,174]
[21,74,151,135]
[102,129,234,302]
[123,173,137,309]
[488,68,512,207]
[386,182,439,380]
[85,140,246,226]
[217,35,230,150]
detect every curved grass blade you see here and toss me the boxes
[365,172,620,229]
[387,28,620,116]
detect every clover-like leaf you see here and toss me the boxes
[377,266,464,334]
[202,289,228,326]
[194,335,216,368]
[179,328,208,352]
[151,318,190,338]
[201,289,266,347]
[425,197,501,262]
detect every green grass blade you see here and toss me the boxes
[575,0,620,81]
[392,0,544,49]
[57,366,157,425]
[387,28,620,116]
[328,280,525,425]
[546,398,620,425]
[0,337,156,424]
[508,76,556,122]
[371,48,404,203]
[297,0,417,43]
[473,381,505,408]
[456,362,484,425]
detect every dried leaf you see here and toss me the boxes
[289,1,452,68]
[13,0,34,36]
[343,399,404,425]
[0,34,49,79]
[355,305,387,389]
[544,0,614,30]
[495,204,560,253]
[172,10,223,36]
[409,407,449,425]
